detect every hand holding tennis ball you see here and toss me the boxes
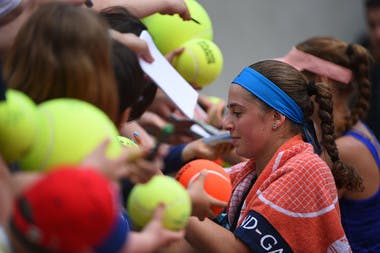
[186,170,228,220]
[176,159,232,218]
[127,175,191,231]
[81,137,140,182]
[141,0,213,55]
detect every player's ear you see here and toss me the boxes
[271,110,286,130]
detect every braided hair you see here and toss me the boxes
[296,37,373,136]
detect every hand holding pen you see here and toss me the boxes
[131,124,174,162]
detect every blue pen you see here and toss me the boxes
[133,131,140,143]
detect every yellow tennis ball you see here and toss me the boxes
[172,38,223,87]
[0,89,38,162]
[208,96,222,104]
[141,0,213,55]
[127,175,191,231]
[19,98,122,171]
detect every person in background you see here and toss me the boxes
[357,0,380,139]
[277,36,380,252]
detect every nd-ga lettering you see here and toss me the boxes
[241,215,258,230]
[241,215,286,253]
[260,235,278,251]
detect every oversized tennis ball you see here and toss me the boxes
[141,0,213,55]
[172,38,223,87]
[19,98,122,171]
[0,89,38,162]
[176,159,232,216]
[127,175,191,231]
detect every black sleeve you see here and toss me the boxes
[234,210,293,253]
[163,143,188,174]
[0,62,6,101]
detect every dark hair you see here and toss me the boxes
[295,37,373,137]
[0,72,6,101]
[99,6,147,36]
[101,6,157,121]
[112,40,155,121]
[250,60,363,192]
[366,0,380,9]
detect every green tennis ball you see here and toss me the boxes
[0,89,38,162]
[172,38,223,87]
[127,175,191,231]
[141,0,213,55]
[19,98,122,171]
[117,136,138,148]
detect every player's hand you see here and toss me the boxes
[187,170,227,221]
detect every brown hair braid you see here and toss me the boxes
[296,37,373,136]
[344,43,373,133]
[313,81,363,191]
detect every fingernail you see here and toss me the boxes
[146,55,154,63]
[133,131,139,137]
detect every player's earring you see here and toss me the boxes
[272,124,278,130]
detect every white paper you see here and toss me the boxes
[138,30,199,119]
[202,131,232,146]
[190,124,211,138]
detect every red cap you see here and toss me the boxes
[12,166,120,252]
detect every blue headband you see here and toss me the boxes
[232,67,321,153]
[233,67,304,124]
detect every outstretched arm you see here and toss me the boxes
[160,217,250,253]
[92,0,191,20]
[184,218,250,253]
[123,204,185,253]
